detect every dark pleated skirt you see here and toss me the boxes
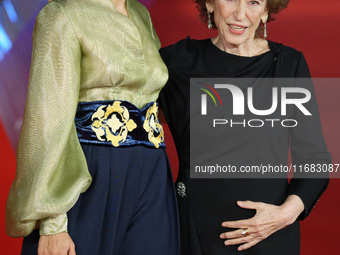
[21,144,180,255]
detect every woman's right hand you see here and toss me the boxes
[38,232,76,255]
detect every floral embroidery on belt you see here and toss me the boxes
[143,102,164,148]
[91,101,137,147]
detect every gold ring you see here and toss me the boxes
[241,229,249,236]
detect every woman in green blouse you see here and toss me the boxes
[6,0,179,254]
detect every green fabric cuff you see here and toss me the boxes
[39,214,68,236]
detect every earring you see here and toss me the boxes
[207,11,213,29]
[264,22,267,39]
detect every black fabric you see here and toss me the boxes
[159,37,331,255]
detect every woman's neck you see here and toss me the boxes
[211,36,269,57]
[112,0,128,16]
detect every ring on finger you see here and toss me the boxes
[241,228,249,236]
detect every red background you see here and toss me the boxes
[1,0,339,254]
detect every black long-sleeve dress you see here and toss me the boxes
[159,37,331,255]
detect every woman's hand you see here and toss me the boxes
[220,195,304,251]
[38,232,76,255]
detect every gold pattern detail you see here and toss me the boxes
[143,103,164,148]
[91,102,137,147]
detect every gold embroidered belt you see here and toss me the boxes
[75,100,165,148]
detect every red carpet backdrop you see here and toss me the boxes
[0,0,339,254]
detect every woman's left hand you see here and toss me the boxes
[220,195,304,251]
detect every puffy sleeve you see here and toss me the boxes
[286,52,331,219]
[6,2,92,237]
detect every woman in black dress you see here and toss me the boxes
[159,0,331,254]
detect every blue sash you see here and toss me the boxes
[75,100,165,148]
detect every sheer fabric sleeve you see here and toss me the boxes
[286,53,331,219]
[6,2,92,237]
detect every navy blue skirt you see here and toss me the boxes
[21,144,180,254]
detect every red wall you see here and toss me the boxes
[0,121,20,254]
[1,0,339,254]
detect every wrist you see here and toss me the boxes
[280,195,305,225]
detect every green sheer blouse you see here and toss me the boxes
[6,0,168,237]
